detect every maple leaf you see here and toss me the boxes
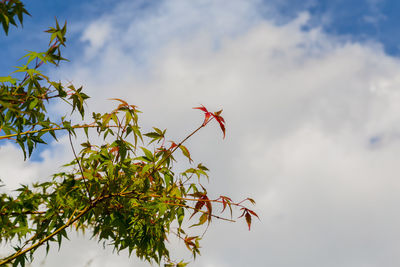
[189,195,207,219]
[193,105,226,138]
[238,207,259,230]
[193,105,213,126]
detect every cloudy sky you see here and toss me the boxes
[2,0,400,266]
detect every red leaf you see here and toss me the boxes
[208,110,226,139]
[193,105,214,126]
[109,98,129,107]
[196,198,206,211]
[109,146,119,154]
[190,197,206,219]
[214,109,223,116]
[204,112,212,125]
[245,212,252,231]
[217,115,225,123]
[193,105,208,113]
[214,116,226,138]
[204,196,212,220]
[169,141,178,150]
[220,196,232,213]
[248,209,260,220]
[238,208,247,218]
[221,198,226,213]
[221,195,232,202]
[184,236,196,250]
[185,236,196,242]
[246,198,256,205]
[194,105,226,138]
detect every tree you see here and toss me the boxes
[0,1,258,266]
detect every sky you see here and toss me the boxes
[2,0,400,266]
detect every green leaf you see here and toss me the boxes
[84,125,89,138]
[141,147,154,162]
[1,13,10,35]
[116,140,127,161]
[179,145,192,163]
[0,76,18,84]
[190,213,208,227]
[164,173,173,186]
[144,132,161,139]
[28,98,39,110]
[177,207,185,226]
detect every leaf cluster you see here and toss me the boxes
[0,5,258,267]
[0,0,29,35]
[0,20,89,159]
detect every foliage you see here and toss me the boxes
[0,1,258,266]
[0,0,29,35]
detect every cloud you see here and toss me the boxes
[80,20,113,58]
[0,143,39,192]
[0,135,75,194]
[4,0,400,266]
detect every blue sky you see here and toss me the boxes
[3,1,400,267]
[264,0,400,55]
[303,0,400,55]
[3,0,400,73]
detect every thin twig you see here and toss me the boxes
[68,132,91,201]
[160,201,235,222]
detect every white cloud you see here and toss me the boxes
[0,143,39,191]
[0,135,75,193]
[80,20,112,58]
[4,0,400,266]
